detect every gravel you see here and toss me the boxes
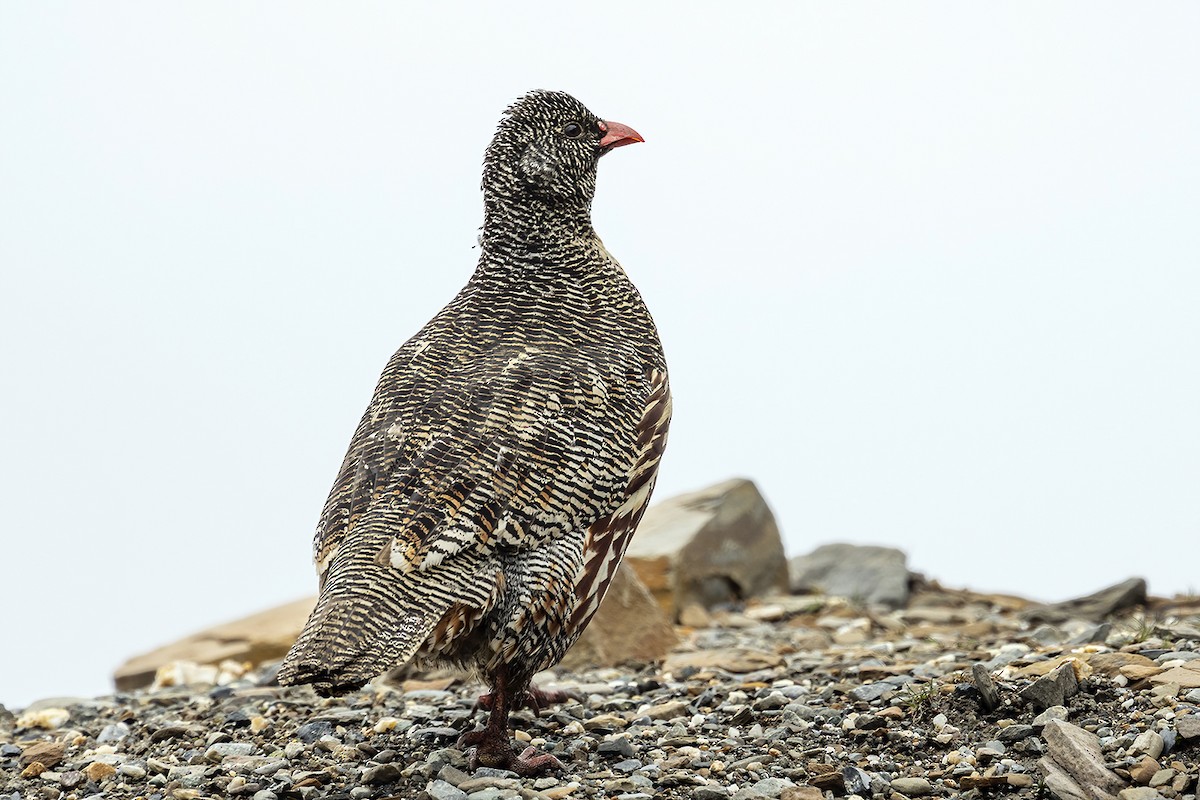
[3,589,1199,798]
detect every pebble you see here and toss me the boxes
[427,779,468,800]
[0,584,1195,800]
[889,776,933,795]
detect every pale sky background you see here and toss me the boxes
[2,3,1198,709]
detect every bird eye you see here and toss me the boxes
[563,122,583,139]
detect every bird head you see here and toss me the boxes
[482,90,643,211]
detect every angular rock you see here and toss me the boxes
[1023,578,1147,624]
[1085,652,1159,677]
[560,561,677,670]
[1119,789,1165,800]
[971,663,1000,711]
[19,741,65,768]
[1127,755,1159,785]
[1149,662,1200,689]
[1128,730,1163,760]
[114,597,316,690]
[1040,719,1126,798]
[1176,714,1200,739]
[1020,662,1079,711]
[1039,756,1090,800]
[788,544,910,609]
[624,478,788,617]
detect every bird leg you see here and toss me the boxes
[459,667,564,776]
[475,685,575,714]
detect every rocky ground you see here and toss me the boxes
[4,582,1200,800]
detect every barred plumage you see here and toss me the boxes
[277,90,670,774]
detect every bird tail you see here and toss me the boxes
[278,581,449,696]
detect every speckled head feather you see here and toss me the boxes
[279,90,669,775]
[484,90,607,206]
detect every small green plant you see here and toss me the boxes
[898,680,940,717]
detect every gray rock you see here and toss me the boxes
[1020,663,1079,711]
[842,765,871,794]
[1038,756,1090,800]
[789,543,910,609]
[889,776,932,795]
[1023,577,1147,624]
[1128,730,1163,760]
[426,779,468,800]
[97,722,130,743]
[361,763,402,785]
[204,742,256,762]
[997,724,1036,742]
[625,478,788,617]
[692,788,729,800]
[850,682,891,702]
[1033,705,1069,727]
[1118,789,1163,800]
[1040,719,1126,798]
[1176,714,1200,739]
[598,737,637,759]
[971,663,1000,711]
[438,765,471,786]
[295,721,332,743]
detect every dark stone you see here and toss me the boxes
[842,765,871,794]
[997,724,1037,742]
[789,544,911,609]
[972,663,1001,711]
[361,763,402,785]
[854,714,887,731]
[1019,663,1079,711]
[296,722,333,743]
[598,738,637,759]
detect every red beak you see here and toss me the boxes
[598,120,644,150]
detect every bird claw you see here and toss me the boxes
[463,739,563,776]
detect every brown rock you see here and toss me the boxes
[20,741,65,768]
[781,788,825,800]
[1120,664,1166,681]
[624,477,787,618]
[807,766,845,794]
[959,774,1009,790]
[1086,652,1159,677]
[1128,756,1160,785]
[114,597,315,690]
[663,648,785,674]
[559,561,677,670]
[1149,663,1200,689]
[85,761,117,782]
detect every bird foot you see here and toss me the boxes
[475,686,575,714]
[458,730,563,776]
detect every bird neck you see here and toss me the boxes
[479,194,597,265]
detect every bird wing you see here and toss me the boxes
[565,367,671,634]
[312,342,657,589]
